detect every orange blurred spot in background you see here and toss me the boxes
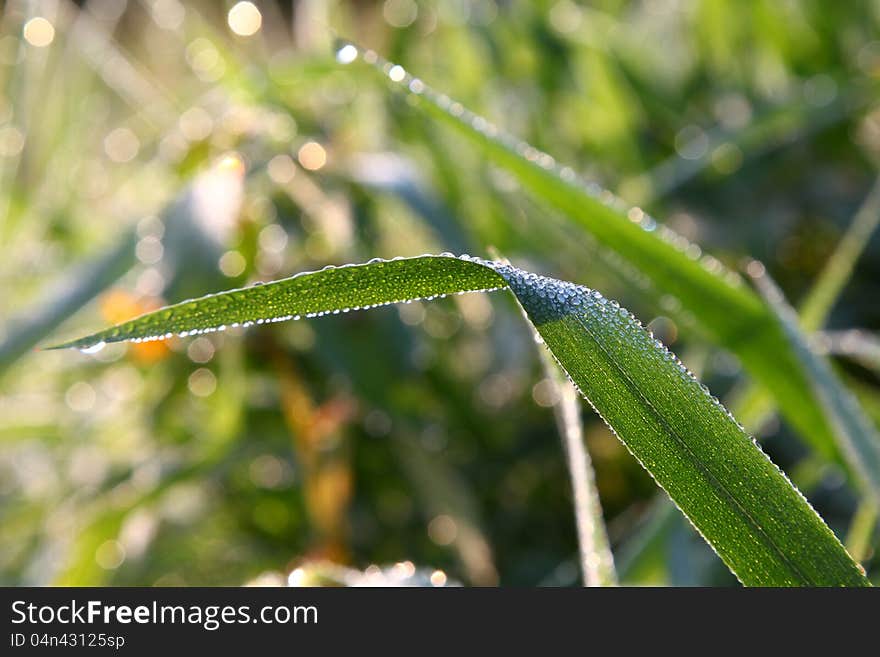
[99,290,173,363]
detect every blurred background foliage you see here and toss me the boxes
[0,0,878,586]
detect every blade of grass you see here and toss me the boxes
[501,261,865,586]
[395,433,499,586]
[47,256,505,351]
[629,89,876,205]
[799,177,880,331]
[50,254,869,585]
[845,500,878,565]
[0,229,136,374]
[346,152,473,255]
[818,330,880,374]
[335,42,848,473]
[747,261,880,505]
[615,498,677,585]
[493,246,617,587]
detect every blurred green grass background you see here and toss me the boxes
[0,0,878,586]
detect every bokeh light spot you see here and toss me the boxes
[179,107,214,142]
[0,125,25,157]
[531,379,559,408]
[675,125,709,161]
[104,127,140,163]
[95,540,126,570]
[228,2,262,36]
[428,514,457,545]
[258,223,288,254]
[383,0,418,28]
[188,368,217,397]
[219,250,246,277]
[66,382,97,412]
[297,142,327,171]
[267,154,296,184]
[23,17,55,47]
[187,337,215,364]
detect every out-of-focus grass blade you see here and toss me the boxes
[846,500,878,565]
[615,498,677,585]
[535,323,617,586]
[747,262,880,504]
[346,152,473,255]
[818,330,880,374]
[550,357,618,586]
[495,243,617,587]
[730,177,880,434]
[50,254,868,585]
[0,230,136,374]
[394,434,499,586]
[629,89,876,204]
[336,42,846,470]
[799,177,880,332]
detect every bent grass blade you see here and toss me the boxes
[495,246,617,587]
[49,256,506,352]
[335,42,849,477]
[49,254,869,586]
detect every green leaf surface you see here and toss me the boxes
[49,256,505,351]
[50,254,868,586]
[537,323,617,587]
[338,43,846,471]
